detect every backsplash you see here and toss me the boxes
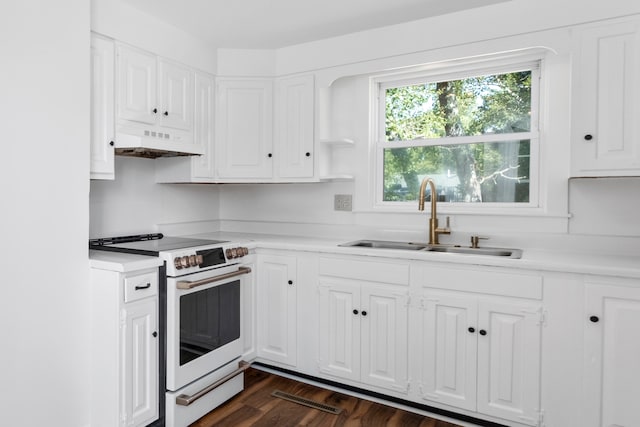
[89,156,220,237]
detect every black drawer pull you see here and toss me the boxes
[135,283,151,290]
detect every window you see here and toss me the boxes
[375,62,539,208]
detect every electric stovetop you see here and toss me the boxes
[89,233,227,256]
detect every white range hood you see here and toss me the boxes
[115,125,204,159]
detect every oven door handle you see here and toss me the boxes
[175,361,251,406]
[176,266,252,290]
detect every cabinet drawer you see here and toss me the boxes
[124,271,158,303]
[422,265,542,299]
[319,257,409,285]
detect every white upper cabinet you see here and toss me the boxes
[117,46,158,125]
[191,72,216,179]
[274,75,315,179]
[117,45,194,130]
[90,33,115,180]
[572,18,640,176]
[115,44,199,155]
[155,71,216,183]
[158,59,194,131]
[215,75,315,182]
[583,281,640,427]
[216,78,274,180]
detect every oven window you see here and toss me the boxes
[179,280,240,366]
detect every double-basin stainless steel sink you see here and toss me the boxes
[339,239,522,258]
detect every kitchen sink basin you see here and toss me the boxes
[424,245,522,258]
[339,239,428,250]
[339,239,522,258]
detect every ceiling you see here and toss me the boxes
[122,0,508,49]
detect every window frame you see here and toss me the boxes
[371,59,542,213]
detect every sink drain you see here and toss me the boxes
[271,390,343,415]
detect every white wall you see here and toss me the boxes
[216,2,640,247]
[275,0,640,75]
[569,178,640,237]
[91,0,217,74]
[90,157,220,237]
[0,2,91,426]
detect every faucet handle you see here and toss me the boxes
[470,235,488,248]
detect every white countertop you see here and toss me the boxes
[189,231,640,280]
[89,249,163,273]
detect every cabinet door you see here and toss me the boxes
[274,75,314,179]
[159,59,194,131]
[584,283,640,427]
[122,298,158,427]
[192,72,215,180]
[90,34,115,180]
[572,20,640,176]
[419,291,477,411]
[476,299,541,426]
[318,280,360,382]
[257,255,297,366]
[117,45,157,125]
[241,259,257,360]
[216,79,273,179]
[360,285,410,393]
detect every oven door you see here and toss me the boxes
[166,264,251,391]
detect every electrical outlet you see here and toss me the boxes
[334,194,353,211]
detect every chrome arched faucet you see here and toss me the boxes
[418,177,451,245]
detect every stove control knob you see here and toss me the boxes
[225,248,233,259]
[231,248,238,258]
[196,254,204,266]
[180,256,190,269]
[174,257,183,270]
[242,247,249,256]
[188,255,197,267]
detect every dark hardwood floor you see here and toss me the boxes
[191,368,464,427]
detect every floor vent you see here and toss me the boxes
[271,390,343,415]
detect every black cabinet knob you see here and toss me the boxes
[590,315,600,323]
[164,111,168,116]
[109,141,114,146]
[584,134,593,141]
[468,327,475,333]
[152,331,158,338]
[353,309,359,315]
[361,311,367,316]
[152,108,158,114]
[287,280,293,285]
[305,152,311,157]
[479,329,487,336]
[268,153,273,158]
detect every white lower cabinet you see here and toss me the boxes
[257,254,297,366]
[419,290,543,426]
[90,266,159,427]
[122,298,159,426]
[318,278,410,394]
[583,281,640,427]
[241,256,257,361]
